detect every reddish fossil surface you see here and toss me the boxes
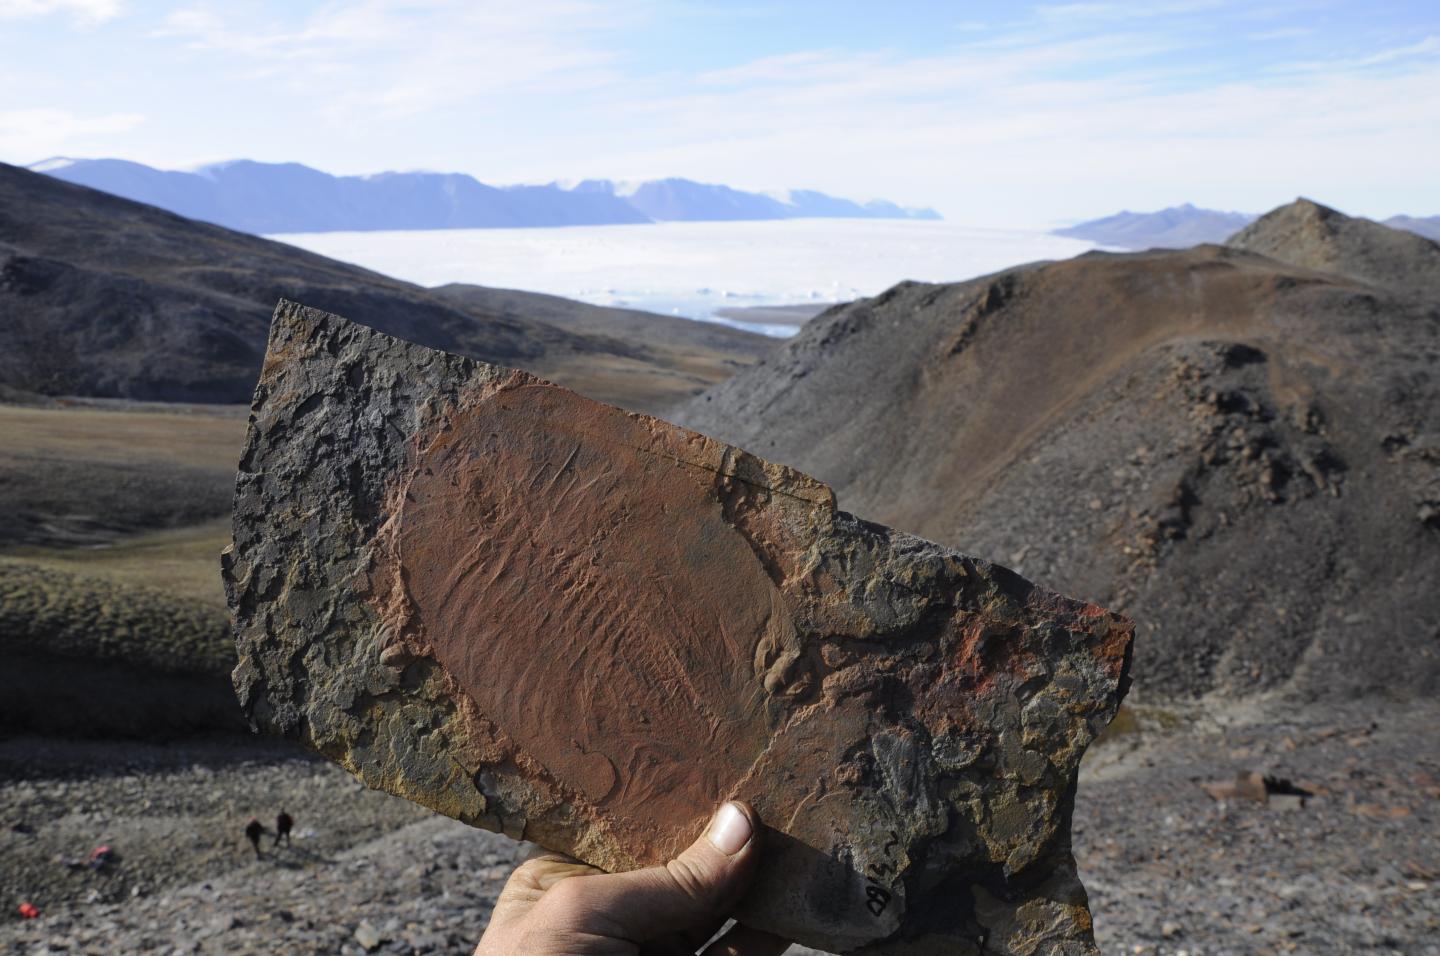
[226,301,1132,955]
[377,383,786,844]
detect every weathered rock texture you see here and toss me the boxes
[679,203,1440,702]
[1226,197,1440,304]
[225,301,1132,955]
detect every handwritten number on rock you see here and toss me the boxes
[864,830,901,918]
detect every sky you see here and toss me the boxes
[2,0,1438,226]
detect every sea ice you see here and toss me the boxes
[269,219,1096,336]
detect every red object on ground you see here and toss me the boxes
[17,902,39,919]
[87,845,114,871]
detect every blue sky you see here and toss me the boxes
[3,0,1438,225]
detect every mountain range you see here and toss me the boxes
[1056,201,1440,249]
[27,158,940,235]
[1053,203,1256,248]
[8,156,1440,709]
[1381,214,1440,243]
[0,161,774,411]
[679,198,1440,702]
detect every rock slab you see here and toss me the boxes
[224,301,1132,954]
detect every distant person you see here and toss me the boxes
[275,810,293,847]
[244,817,265,859]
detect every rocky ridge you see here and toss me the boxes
[1227,198,1440,303]
[679,201,1440,702]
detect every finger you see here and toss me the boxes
[538,801,761,941]
[523,843,573,862]
[503,852,607,899]
[520,844,594,873]
[700,922,792,956]
[486,850,606,934]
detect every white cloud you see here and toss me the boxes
[1245,26,1313,41]
[0,0,123,26]
[3,0,1436,225]
[153,0,638,122]
[0,108,143,161]
[536,23,1440,225]
[697,51,849,87]
[1034,0,1231,24]
[1273,35,1440,73]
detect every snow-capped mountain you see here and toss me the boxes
[28,159,940,235]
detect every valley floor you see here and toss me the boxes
[1,699,1436,955]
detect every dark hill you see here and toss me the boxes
[1227,198,1440,303]
[429,282,769,362]
[426,283,774,414]
[0,162,772,412]
[679,217,1440,701]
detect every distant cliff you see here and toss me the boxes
[28,158,941,235]
[1383,214,1440,242]
[1056,202,1440,249]
[1053,203,1256,248]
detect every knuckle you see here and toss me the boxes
[538,875,591,911]
[664,856,721,913]
[509,858,546,880]
[501,860,550,895]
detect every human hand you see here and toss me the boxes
[474,801,791,955]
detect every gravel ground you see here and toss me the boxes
[1076,698,1440,956]
[1,699,1436,955]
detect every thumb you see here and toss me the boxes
[544,801,761,941]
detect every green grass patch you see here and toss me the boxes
[0,559,233,677]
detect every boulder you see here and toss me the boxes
[225,301,1132,954]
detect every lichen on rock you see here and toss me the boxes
[224,300,1132,955]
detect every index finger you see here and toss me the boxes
[486,845,607,933]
